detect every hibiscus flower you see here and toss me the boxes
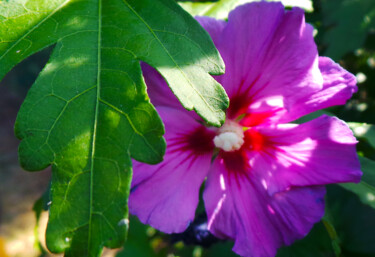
[129,2,362,256]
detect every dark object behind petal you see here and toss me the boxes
[171,214,222,247]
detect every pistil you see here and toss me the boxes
[213,120,244,152]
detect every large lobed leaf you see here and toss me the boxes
[0,0,228,126]
[0,0,228,256]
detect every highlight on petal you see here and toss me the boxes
[247,115,362,195]
[280,57,358,122]
[204,157,326,257]
[205,2,322,120]
[129,107,215,233]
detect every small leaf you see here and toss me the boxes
[339,156,375,209]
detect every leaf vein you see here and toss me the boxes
[120,0,215,113]
[0,0,71,61]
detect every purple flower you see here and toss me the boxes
[129,2,362,257]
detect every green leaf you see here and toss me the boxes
[0,0,228,126]
[322,211,342,256]
[32,188,50,257]
[276,222,336,257]
[294,109,333,124]
[116,217,165,257]
[179,0,313,20]
[348,122,375,149]
[320,0,375,60]
[274,0,313,11]
[327,185,375,256]
[339,156,375,209]
[0,0,228,256]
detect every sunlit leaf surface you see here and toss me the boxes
[179,0,313,20]
[0,0,228,256]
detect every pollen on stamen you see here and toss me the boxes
[214,120,244,152]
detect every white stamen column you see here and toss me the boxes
[213,120,244,152]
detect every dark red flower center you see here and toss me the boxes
[184,126,216,155]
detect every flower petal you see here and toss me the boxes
[129,107,215,233]
[210,2,322,120]
[248,115,362,195]
[196,16,226,46]
[204,157,325,257]
[279,57,358,122]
